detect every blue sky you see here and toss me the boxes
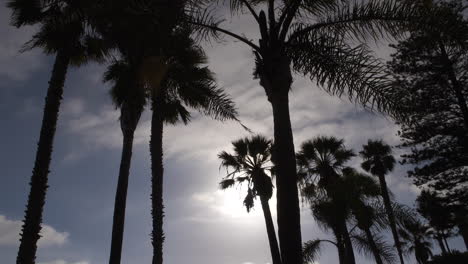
[0,3,466,264]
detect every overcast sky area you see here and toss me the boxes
[0,3,466,264]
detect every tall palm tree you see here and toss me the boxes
[103,59,146,264]
[149,31,238,264]
[399,219,433,264]
[218,135,282,264]
[297,136,356,264]
[191,2,418,261]
[8,1,105,262]
[360,139,405,264]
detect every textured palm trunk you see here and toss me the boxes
[341,222,356,264]
[364,227,384,264]
[378,174,405,264]
[16,50,70,264]
[270,91,302,264]
[260,196,282,264]
[150,94,165,264]
[109,103,141,264]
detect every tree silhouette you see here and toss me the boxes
[297,136,356,264]
[8,1,106,262]
[191,2,418,262]
[399,218,433,264]
[103,59,146,264]
[360,139,404,264]
[149,30,238,264]
[416,191,455,255]
[218,135,281,264]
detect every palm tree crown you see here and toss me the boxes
[360,139,396,176]
[219,135,274,210]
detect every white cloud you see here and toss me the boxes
[0,215,69,247]
[38,260,89,264]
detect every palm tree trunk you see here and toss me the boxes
[443,236,451,253]
[260,196,282,264]
[270,91,302,264]
[108,134,135,264]
[341,222,356,264]
[364,227,384,264]
[333,228,346,264]
[109,105,139,264]
[150,94,165,264]
[378,174,405,264]
[16,50,70,264]
[436,236,447,255]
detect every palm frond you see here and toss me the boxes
[288,32,400,117]
[352,232,397,264]
[219,178,236,190]
[303,239,323,263]
[291,0,417,42]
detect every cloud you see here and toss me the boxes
[38,261,89,264]
[0,5,44,83]
[0,215,69,247]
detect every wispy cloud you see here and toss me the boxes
[0,6,44,83]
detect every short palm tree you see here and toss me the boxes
[8,1,105,262]
[149,31,238,264]
[360,139,404,264]
[191,2,418,261]
[399,219,433,264]
[297,136,356,264]
[218,135,281,264]
[343,169,395,264]
[416,191,454,255]
[103,59,146,264]
[303,171,395,264]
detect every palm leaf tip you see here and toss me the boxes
[219,178,235,190]
[303,239,322,263]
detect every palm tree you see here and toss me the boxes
[8,1,105,262]
[360,139,405,264]
[218,135,281,264]
[416,191,454,255]
[149,31,238,264]
[191,2,418,261]
[343,169,396,264]
[399,219,433,264]
[103,59,146,264]
[297,136,356,264]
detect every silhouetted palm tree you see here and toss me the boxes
[360,139,404,264]
[149,32,238,264]
[191,2,417,261]
[416,191,454,255]
[303,170,395,264]
[8,1,105,262]
[103,59,146,264]
[344,169,395,264]
[297,136,356,264]
[399,219,433,264]
[218,135,281,264]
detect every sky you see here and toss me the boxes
[0,3,466,264]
